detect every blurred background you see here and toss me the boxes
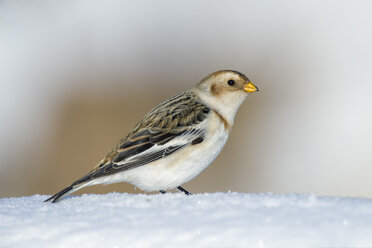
[1,0,372,199]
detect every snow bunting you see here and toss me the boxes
[45,70,259,203]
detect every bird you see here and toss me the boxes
[45,70,259,203]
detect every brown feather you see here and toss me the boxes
[93,91,210,171]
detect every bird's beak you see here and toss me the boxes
[244,82,259,93]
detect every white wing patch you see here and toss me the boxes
[114,128,206,166]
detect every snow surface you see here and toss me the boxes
[1,192,372,248]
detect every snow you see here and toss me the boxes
[1,192,372,247]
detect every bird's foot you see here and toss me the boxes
[177,186,192,195]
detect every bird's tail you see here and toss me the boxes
[44,172,95,203]
[44,162,115,203]
[44,185,75,203]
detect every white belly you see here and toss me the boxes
[93,115,229,191]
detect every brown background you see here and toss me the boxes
[1,1,372,198]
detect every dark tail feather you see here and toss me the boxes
[44,185,74,203]
[44,164,113,203]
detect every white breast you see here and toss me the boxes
[93,113,230,191]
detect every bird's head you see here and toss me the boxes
[195,70,259,124]
[198,70,258,95]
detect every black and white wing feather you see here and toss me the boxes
[45,91,210,202]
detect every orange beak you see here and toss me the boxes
[244,82,259,93]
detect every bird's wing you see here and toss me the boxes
[73,91,210,185]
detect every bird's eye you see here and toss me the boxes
[227,80,235,86]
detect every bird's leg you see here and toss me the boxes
[177,186,192,195]
[159,190,166,194]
